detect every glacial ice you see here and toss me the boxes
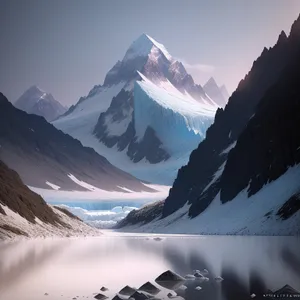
[134,79,215,155]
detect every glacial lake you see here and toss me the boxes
[0,233,299,300]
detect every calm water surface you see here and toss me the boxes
[0,234,299,300]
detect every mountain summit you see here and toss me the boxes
[123,33,173,62]
[54,34,218,184]
[15,86,67,122]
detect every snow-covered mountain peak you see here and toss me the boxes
[123,34,173,62]
[23,85,45,97]
[204,77,218,89]
[15,86,67,121]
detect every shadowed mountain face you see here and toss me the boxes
[14,86,67,122]
[162,15,300,218]
[0,93,154,192]
[220,44,300,203]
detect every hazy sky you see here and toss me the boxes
[1,0,300,106]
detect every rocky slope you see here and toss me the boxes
[0,93,154,192]
[0,160,99,239]
[14,85,67,122]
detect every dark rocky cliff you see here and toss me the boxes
[163,15,300,218]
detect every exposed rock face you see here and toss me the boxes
[0,159,101,239]
[162,19,297,218]
[115,200,164,229]
[277,193,300,220]
[0,159,63,226]
[220,43,300,203]
[93,89,170,163]
[0,93,154,192]
[14,85,67,122]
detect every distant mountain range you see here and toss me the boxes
[0,93,154,193]
[117,14,300,235]
[54,34,224,184]
[14,85,67,122]
[203,77,229,108]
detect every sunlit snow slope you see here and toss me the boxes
[134,73,215,155]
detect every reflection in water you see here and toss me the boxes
[281,247,300,277]
[249,270,267,298]
[0,235,299,300]
[0,240,68,293]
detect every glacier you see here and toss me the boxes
[134,75,215,155]
[30,183,170,229]
[56,204,138,229]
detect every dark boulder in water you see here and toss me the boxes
[94,293,108,300]
[138,281,161,295]
[155,270,185,282]
[155,270,185,290]
[118,285,136,296]
[130,291,151,300]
